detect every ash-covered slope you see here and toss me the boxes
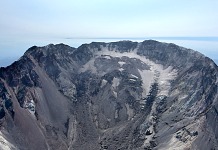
[0,40,217,150]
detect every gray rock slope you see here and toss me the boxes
[0,40,217,150]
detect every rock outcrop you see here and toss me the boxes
[0,40,217,150]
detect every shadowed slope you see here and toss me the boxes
[0,40,217,150]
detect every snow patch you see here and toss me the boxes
[113,91,117,98]
[158,66,177,96]
[98,47,177,97]
[80,46,177,98]
[24,99,35,116]
[103,55,111,59]
[118,61,126,67]
[112,77,120,98]
[119,68,124,72]
[0,131,16,150]
[101,79,108,88]
[138,69,154,97]
[112,77,120,89]
[129,78,136,81]
[130,74,138,79]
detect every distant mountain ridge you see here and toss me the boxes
[0,40,218,150]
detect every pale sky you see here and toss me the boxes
[0,0,218,66]
[1,0,218,39]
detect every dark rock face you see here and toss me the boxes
[0,40,217,150]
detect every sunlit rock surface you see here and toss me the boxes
[0,40,217,150]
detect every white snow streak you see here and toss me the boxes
[112,77,120,89]
[119,68,124,72]
[0,131,16,150]
[81,45,177,98]
[112,77,120,98]
[118,61,126,67]
[103,55,111,59]
[138,69,154,97]
[101,79,108,88]
[130,74,138,79]
[98,47,177,97]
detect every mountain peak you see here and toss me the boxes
[0,40,217,149]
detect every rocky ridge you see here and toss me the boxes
[0,40,217,150]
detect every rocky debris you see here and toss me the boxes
[0,40,217,150]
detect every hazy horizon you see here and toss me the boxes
[0,37,218,67]
[0,0,218,66]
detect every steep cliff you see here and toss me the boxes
[0,40,217,150]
